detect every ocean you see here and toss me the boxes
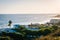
[0,14,57,25]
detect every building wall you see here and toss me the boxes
[50,19,60,24]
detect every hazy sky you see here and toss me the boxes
[0,0,60,14]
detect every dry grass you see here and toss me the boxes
[34,36,60,40]
[34,29,60,40]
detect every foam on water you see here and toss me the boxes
[0,24,14,29]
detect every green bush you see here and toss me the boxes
[42,29,51,36]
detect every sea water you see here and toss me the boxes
[0,14,56,25]
[0,14,57,28]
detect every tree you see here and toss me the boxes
[8,20,12,26]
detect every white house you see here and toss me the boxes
[50,18,60,24]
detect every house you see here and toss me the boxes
[50,19,60,24]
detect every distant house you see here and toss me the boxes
[50,19,60,25]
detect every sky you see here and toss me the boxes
[0,0,60,14]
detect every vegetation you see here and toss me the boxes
[0,24,60,40]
